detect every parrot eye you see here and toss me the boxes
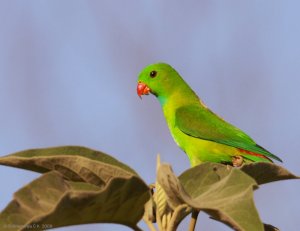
[149,70,157,78]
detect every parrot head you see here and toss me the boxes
[137,63,181,99]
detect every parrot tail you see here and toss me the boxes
[237,148,273,163]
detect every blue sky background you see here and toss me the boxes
[0,1,299,230]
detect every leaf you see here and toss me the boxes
[158,162,264,231]
[0,146,151,230]
[154,155,174,231]
[0,146,138,186]
[0,171,150,231]
[264,223,280,231]
[154,155,172,219]
[157,165,186,210]
[240,162,300,185]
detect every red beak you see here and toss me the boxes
[137,82,151,98]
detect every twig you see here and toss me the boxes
[143,217,158,231]
[188,210,199,231]
[167,204,191,231]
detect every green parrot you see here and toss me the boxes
[137,63,282,167]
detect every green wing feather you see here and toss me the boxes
[175,105,282,162]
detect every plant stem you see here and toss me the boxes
[143,217,158,231]
[167,204,191,231]
[188,210,199,231]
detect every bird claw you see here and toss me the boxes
[232,156,244,167]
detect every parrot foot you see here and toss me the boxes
[232,156,244,167]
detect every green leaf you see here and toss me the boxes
[158,162,264,231]
[241,162,300,185]
[0,146,138,186]
[0,171,150,231]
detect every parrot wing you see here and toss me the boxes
[175,105,282,162]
